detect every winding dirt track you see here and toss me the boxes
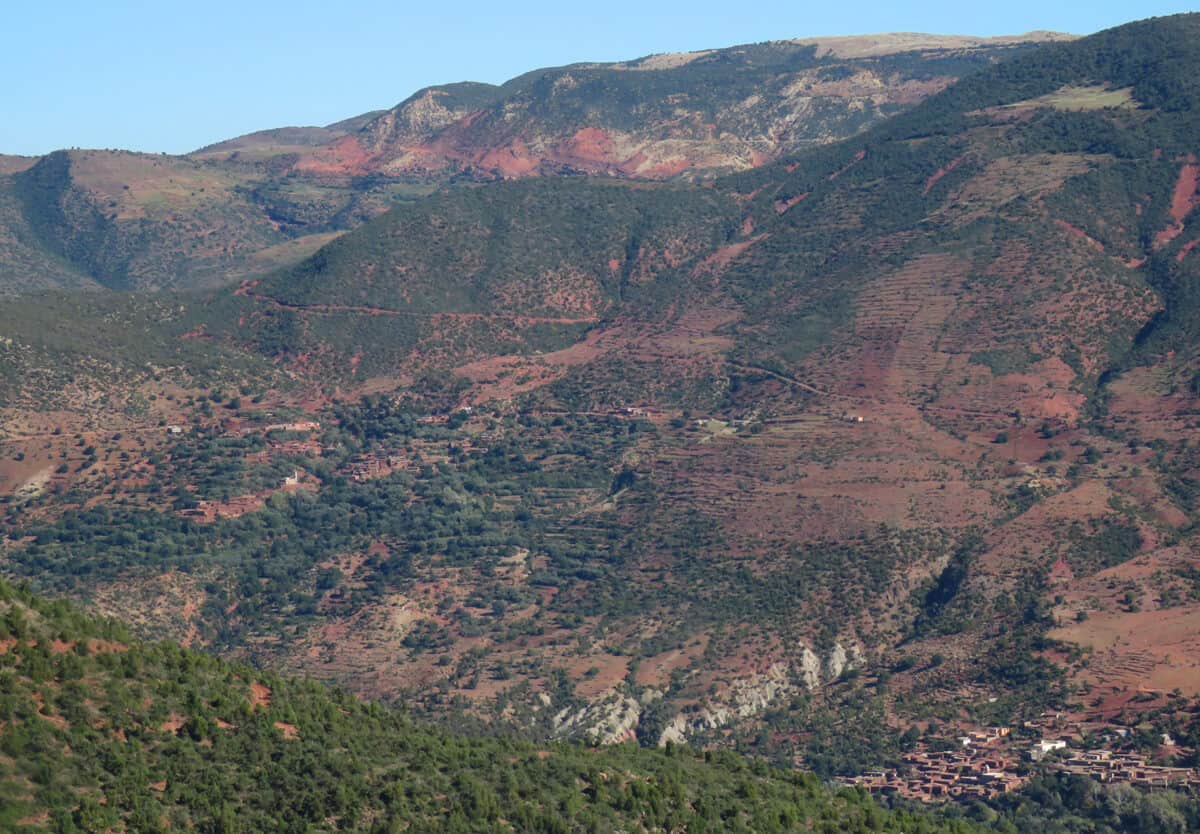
[237,289,600,326]
[725,360,1019,419]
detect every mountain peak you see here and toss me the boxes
[287,33,1056,181]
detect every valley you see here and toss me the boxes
[3,12,1200,833]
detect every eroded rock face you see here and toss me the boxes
[553,693,642,745]
[658,714,689,746]
[655,662,798,746]
[367,90,469,148]
[827,643,850,680]
[799,646,822,690]
[548,663,804,748]
[652,642,862,746]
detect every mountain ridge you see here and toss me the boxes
[287,32,1066,180]
[0,31,1059,295]
[4,14,1200,819]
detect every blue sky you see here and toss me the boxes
[3,1,1194,156]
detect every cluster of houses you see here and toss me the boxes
[1059,749,1200,789]
[843,724,1200,802]
[844,755,1024,800]
[346,453,407,482]
[179,469,308,522]
[344,436,486,483]
[841,728,1023,800]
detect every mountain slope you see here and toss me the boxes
[153,12,1200,746]
[0,578,986,834]
[0,146,435,294]
[0,33,1058,295]
[189,110,387,159]
[7,150,292,291]
[0,177,94,293]
[201,177,741,374]
[290,34,1067,180]
[7,13,1200,789]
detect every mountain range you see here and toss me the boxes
[3,14,1200,833]
[0,32,1061,293]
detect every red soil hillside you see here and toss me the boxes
[285,33,1066,181]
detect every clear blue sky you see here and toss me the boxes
[4,1,1194,156]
